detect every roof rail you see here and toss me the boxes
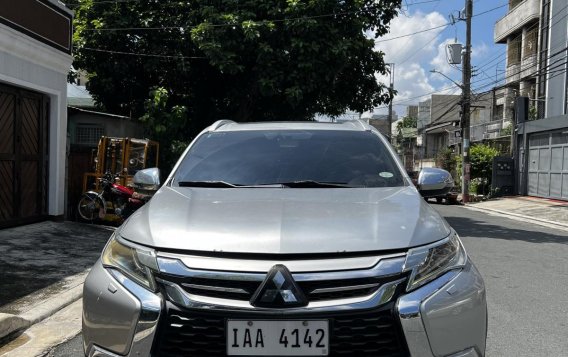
[349,119,371,131]
[210,119,236,131]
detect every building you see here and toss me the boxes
[0,1,73,227]
[363,112,398,138]
[417,93,499,169]
[406,105,418,119]
[495,0,568,200]
[66,83,145,219]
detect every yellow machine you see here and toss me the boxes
[82,137,159,192]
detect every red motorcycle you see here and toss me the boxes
[77,172,144,222]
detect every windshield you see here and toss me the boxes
[173,129,406,188]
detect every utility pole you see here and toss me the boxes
[388,63,395,143]
[461,0,472,203]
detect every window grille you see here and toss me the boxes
[75,124,104,145]
[523,27,538,58]
[508,36,522,66]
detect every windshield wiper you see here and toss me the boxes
[276,180,352,188]
[177,180,241,188]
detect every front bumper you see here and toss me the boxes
[83,259,486,357]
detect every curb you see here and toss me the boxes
[464,205,568,230]
[0,278,85,341]
[0,314,29,341]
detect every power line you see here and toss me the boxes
[78,9,400,32]
[398,25,450,65]
[79,46,207,59]
[69,0,442,9]
[377,44,568,111]
[475,3,568,71]
[471,3,508,18]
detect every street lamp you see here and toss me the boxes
[429,69,463,90]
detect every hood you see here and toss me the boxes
[119,185,451,254]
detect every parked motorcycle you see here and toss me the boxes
[78,168,161,222]
[77,172,134,221]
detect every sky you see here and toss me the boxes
[372,0,509,117]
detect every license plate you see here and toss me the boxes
[227,320,329,356]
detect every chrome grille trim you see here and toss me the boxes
[156,252,405,272]
[310,283,380,295]
[155,253,408,309]
[156,256,406,280]
[158,277,406,312]
[180,283,249,295]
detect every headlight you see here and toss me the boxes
[101,234,158,291]
[403,231,467,292]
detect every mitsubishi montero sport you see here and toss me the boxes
[83,120,487,357]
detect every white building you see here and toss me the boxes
[0,0,73,226]
[495,0,568,200]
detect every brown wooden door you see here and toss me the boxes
[0,84,49,228]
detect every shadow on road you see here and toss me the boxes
[0,221,112,311]
[444,214,568,245]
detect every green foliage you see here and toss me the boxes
[140,87,190,171]
[469,144,500,184]
[73,0,401,128]
[528,105,538,120]
[501,124,512,136]
[436,148,457,180]
[395,116,417,145]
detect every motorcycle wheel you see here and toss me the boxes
[78,194,104,221]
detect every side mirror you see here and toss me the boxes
[417,168,454,197]
[133,167,161,191]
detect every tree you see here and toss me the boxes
[469,144,500,184]
[73,0,401,129]
[395,115,417,144]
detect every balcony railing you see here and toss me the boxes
[448,120,512,146]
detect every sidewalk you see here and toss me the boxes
[466,196,568,229]
[0,221,113,343]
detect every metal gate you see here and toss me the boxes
[0,84,49,227]
[527,131,568,200]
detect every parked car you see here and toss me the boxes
[83,120,487,357]
[417,167,459,204]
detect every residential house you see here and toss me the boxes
[0,0,73,227]
[495,0,568,200]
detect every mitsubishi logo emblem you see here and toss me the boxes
[251,265,307,308]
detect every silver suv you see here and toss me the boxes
[83,120,487,357]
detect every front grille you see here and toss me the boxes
[157,272,402,303]
[155,302,409,357]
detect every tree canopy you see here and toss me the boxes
[72,0,401,166]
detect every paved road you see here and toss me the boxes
[49,204,568,356]
[434,204,568,357]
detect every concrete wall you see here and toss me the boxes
[68,113,145,145]
[418,99,431,129]
[494,0,540,43]
[545,0,568,118]
[0,20,73,217]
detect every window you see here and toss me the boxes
[508,36,522,66]
[174,130,405,188]
[523,27,538,58]
[494,105,504,121]
[75,124,104,145]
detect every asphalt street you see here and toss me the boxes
[48,204,568,357]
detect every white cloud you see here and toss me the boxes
[376,11,447,65]
[372,11,449,114]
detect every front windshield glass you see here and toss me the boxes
[173,129,406,188]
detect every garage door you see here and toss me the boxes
[0,83,49,227]
[527,131,568,200]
